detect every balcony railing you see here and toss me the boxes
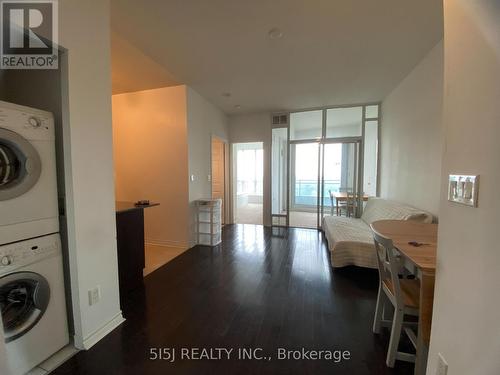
[294,179,341,206]
[236,180,264,195]
[237,179,342,207]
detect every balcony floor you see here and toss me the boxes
[235,203,263,225]
[289,211,319,228]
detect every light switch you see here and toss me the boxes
[448,174,479,207]
[88,286,101,306]
[190,175,195,182]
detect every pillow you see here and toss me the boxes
[361,198,433,225]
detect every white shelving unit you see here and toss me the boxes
[195,198,222,246]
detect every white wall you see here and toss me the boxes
[112,86,190,248]
[228,113,272,226]
[59,0,123,349]
[186,87,229,245]
[427,1,500,374]
[379,41,444,216]
[0,322,8,375]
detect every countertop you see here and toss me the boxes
[115,201,160,213]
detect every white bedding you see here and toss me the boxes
[322,198,433,269]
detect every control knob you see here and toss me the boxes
[1,255,12,266]
[28,116,41,128]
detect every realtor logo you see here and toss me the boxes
[0,0,58,69]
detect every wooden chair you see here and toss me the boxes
[338,190,357,217]
[329,189,349,216]
[372,229,420,367]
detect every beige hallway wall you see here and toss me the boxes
[112,86,189,248]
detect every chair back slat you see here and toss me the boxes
[372,230,404,306]
[346,189,357,217]
[329,189,334,209]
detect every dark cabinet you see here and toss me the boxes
[115,202,158,311]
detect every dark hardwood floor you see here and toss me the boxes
[53,225,414,375]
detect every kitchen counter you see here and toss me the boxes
[115,201,159,313]
[115,201,159,213]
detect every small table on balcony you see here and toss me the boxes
[331,192,370,216]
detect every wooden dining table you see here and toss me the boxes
[330,191,370,215]
[370,219,438,375]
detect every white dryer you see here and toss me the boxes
[0,233,69,375]
[0,101,59,245]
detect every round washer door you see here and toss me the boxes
[0,272,50,343]
[0,128,42,201]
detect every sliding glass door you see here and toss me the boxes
[270,103,380,229]
[289,142,320,228]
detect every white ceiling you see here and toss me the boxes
[111,0,443,114]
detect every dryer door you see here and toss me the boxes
[0,128,42,201]
[0,272,50,343]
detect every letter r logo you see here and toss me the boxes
[1,1,53,54]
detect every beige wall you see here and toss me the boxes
[427,1,500,374]
[380,41,444,216]
[58,0,122,349]
[113,86,227,248]
[186,88,229,245]
[112,86,190,248]
[228,113,272,226]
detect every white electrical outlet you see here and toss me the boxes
[436,353,448,375]
[88,286,101,306]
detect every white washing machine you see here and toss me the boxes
[0,100,59,245]
[0,233,69,375]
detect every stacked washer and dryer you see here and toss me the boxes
[0,101,69,375]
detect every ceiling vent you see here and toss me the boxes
[271,113,288,125]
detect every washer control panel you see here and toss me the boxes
[0,234,61,273]
[0,101,54,140]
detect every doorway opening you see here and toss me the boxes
[232,142,264,225]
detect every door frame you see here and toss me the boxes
[272,102,380,229]
[319,138,363,223]
[289,139,321,213]
[210,135,229,225]
[288,138,362,229]
[230,142,264,225]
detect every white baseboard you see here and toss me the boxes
[35,345,79,373]
[145,239,188,250]
[81,312,125,350]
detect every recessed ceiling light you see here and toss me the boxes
[234,105,241,109]
[268,27,283,39]
[221,92,231,98]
